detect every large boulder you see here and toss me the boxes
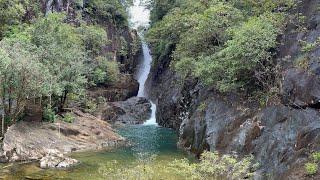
[97,97,152,125]
[88,74,139,102]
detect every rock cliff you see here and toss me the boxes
[146,0,320,178]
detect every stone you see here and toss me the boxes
[281,68,320,107]
[1,110,125,163]
[40,150,79,169]
[98,97,152,125]
[88,74,139,102]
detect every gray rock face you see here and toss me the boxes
[1,110,125,163]
[281,68,320,107]
[97,97,152,125]
[145,0,320,178]
[88,74,139,102]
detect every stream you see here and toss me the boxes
[0,1,190,179]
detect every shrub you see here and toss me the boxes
[77,24,109,57]
[312,152,320,162]
[43,106,56,123]
[198,102,207,112]
[91,57,119,85]
[62,113,75,123]
[84,100,97,113]
[194,13,285,92]
[98,151,257,180]
[169,151,257,179]
[305,162,318,175]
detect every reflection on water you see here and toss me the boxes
[0,125,190,180]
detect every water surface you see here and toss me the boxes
[0,125,189,179]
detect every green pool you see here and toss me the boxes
[0,125,191,180]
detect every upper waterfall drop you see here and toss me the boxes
[129,0,157,126]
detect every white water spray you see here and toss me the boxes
[129,0,157,126]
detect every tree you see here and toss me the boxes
[147,0,294,93]
[85,0,128,26]
[0,39,49,123]
[0,0,25,38]
[194,13,285,91]
[31,13,87,110]
[77,24,109,57]
[174,2,244,75]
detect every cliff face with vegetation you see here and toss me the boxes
[146,0,320,178]
[0,0,141,127]
[0,0,148,164]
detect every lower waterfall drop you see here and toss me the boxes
[130,0,157,126]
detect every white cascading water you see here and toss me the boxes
[129,0,157,126]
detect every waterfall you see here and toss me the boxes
[129,0,157,126]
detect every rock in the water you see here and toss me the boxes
[40,149,78,169]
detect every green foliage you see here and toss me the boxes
[84,99,97,113]
[147,0,294,93]
[90,57,120,85]
[0,0,43,38]
[77,24,109,57]
[300,37,320,53]
[0,39,49,122]
[62,113,75,123]
[230,0,295,16]
[30,13,87,108]
[195,13,285,91]
[98,151,257,180]
[304,151,320,176]
[119,36,129,56]
[312,152,320,162]
[305,162,318,176]
[148,0,176,23]
[43,106,57,123]
[85,0,128,26]
[198,102,207,112]
[0,0,25,38]
[170,151,257,179]
[174,2,244,75]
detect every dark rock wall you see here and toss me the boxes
[146,0,320,178]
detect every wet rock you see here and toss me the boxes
[98,97,152,125]
[1,110,125,162]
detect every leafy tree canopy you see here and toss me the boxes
[147,0,295,92]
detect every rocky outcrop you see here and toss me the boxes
[40,149,79,169]
[95,97,151,125]
[146,0,320,178]
[1,110,125,164]
[281,68,320,107]
[88,74,139,102]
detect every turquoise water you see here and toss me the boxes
[0,125,190,179]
